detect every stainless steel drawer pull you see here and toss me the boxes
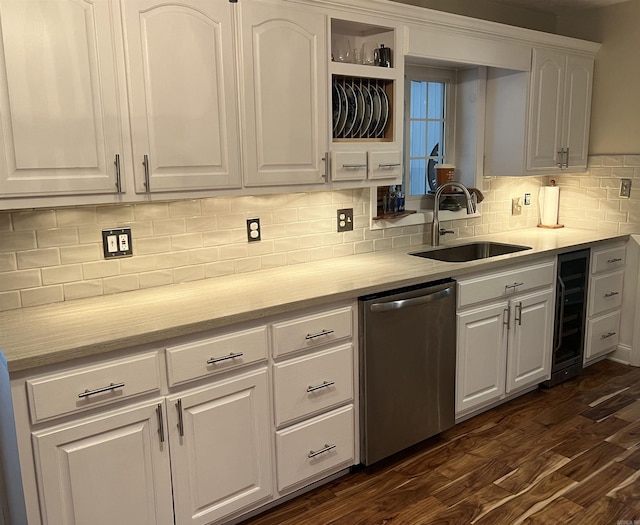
[505,282,524,290]
[207,352,244,364]
[607,258,622,263]
[601,331,617,340]
[342,163,367,169]
[176,399,184,437]
[114,154,122,193]
[305,329,334,340]
[306,380,335,393]
[78,382,125,398]
[156,404,165,443]
[308,443,336,459]
[604,291,620,298]
[378,163,401,169]
[515,302,522,326]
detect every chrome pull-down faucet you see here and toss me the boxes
[431,181,475,246]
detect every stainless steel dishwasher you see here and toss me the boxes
[358,278,456,465]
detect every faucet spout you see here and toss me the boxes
[431,181,475,247]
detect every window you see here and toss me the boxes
[404,66,455,197]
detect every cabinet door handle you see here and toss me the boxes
[307,443,336,459]
[322,152,330,180]
[176,399,184,437]
[78,382,125,398]
[555,276,566,351]
[607,258,622,264]
[505,282,524,291]
[503,305,511,330]
[305,329,334,340]
[556,149,564,168]
[342,164,367,169]
[515,302,522,326]
[604,291,620,298]
[143,154,151,192]
[114,154,122,193]
[378,163,401,169]
[156,403,165,443]
[564,147,569,168]
[306,380,335,393]
[601,331,617,340]
[207,352,244,364]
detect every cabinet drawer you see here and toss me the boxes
[166,326,267,386]
[591,244,625,274]
[368,150,402,180]
[273,344,353,427]
[457,260,555,308]
[585,310,621,362]
[26,352,161,424]
[272,306,352,358]
[275,405,354,492]
[588,270,624,316]
[331,151,367,181]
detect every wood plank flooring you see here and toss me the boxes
[242,359,640,525]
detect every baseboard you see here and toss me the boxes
[609,344,632,366]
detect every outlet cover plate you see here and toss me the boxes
[337,208,354,232]
[620,179,632,198]
[247,218,261,242]
[102,227,132,258]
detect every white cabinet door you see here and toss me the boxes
[527,48,565,171]
[456,302,508,415]
[122,0,241,193]
[563,54,593,170]
[239,0,328,187]
[0,0,124,195]
[506,288,553,394]
[167,369,272,525]
[31,401,174,525]
[527,48,593,172]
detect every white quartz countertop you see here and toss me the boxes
[0,228,628,373]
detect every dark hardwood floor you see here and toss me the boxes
[243,359,640,525]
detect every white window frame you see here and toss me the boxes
[404,65,457,204]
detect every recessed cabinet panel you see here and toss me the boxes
[0,0,122,195]
[241,1,328,186]
[527,50,565,170]
[31,401,174,525]
[564,55,593,169]
[122,0,241,192]
[167,369,272,525]
[588,270,624,316]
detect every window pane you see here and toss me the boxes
[409,121,426,157]
[410,81,426,119]
[427,83,445,120]
[427,121,443,156]
[409,159,426,195]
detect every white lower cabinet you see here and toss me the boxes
[456,260,555,418]
[167,369,272,525]
[584,243,625,365]
[31,400,174,525]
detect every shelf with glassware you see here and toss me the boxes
[329,18,402,184]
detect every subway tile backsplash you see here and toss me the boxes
[0,155,637,311]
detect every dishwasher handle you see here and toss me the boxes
[369,285,454,312]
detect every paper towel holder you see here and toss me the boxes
[537,179,564,229]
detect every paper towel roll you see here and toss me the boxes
[539,186,560,227]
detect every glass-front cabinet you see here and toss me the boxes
[329,18,403,184]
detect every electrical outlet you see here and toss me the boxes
[102,227,132,258]
[246,218,261,242]
[620,179,632,198]
[337,208,354,232]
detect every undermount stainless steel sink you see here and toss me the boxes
[410,242,531,263]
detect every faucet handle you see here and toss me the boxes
[439,228,454,236]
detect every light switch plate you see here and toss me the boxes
[102,227,132,258]
[620,179,632,198]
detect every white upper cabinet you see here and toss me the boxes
[527,48,593,173]
[239,0,329,187]
[0,0,125,196]
[121,0,241,193]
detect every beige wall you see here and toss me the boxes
[390,0,557,33]
[558,1,640,154]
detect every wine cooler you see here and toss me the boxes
[543,249,590,387]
